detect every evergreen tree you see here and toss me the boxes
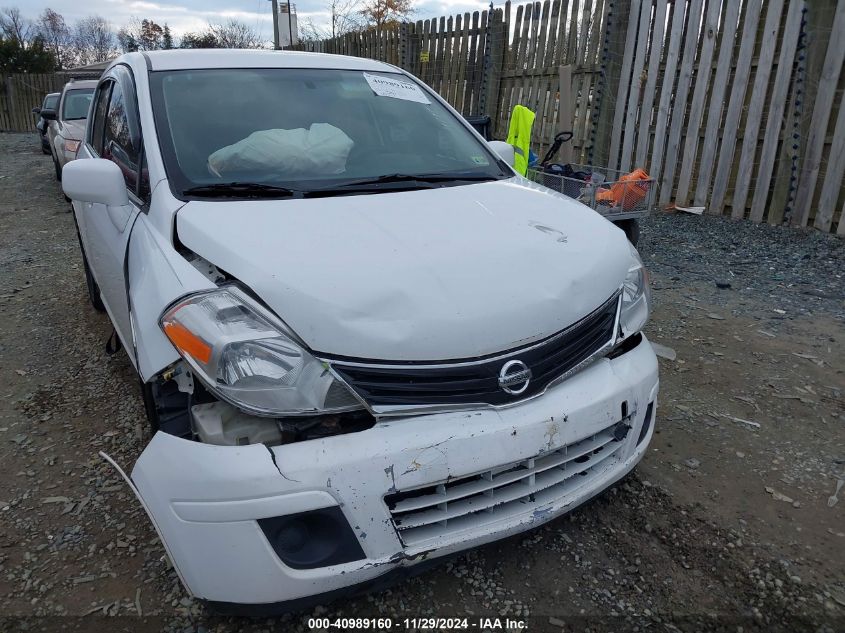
[0,34,55,72]
[162,24,173,49]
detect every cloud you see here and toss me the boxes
[15,0,276,38]
[14,0,497,39]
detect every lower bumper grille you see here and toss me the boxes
[385,425,625,548]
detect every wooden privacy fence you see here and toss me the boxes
[607,0,845,232]
[294,0,845,234]
[293,1,610,161]
[3,1,842,233]
[0,72,100,133]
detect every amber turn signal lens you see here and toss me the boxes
[163,321,212,364]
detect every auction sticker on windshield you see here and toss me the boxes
[364,72,431,104]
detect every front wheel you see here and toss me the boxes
[76,231,105,312]
[52,152,62,181]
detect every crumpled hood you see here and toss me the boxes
[61,120,86,140]
[175,178,632,361]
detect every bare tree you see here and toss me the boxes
[298,17,326,42]
[0,6,33,43]
[329,0,363,38]
[73,15,117,65]
[180,29,219,49]
[208,19,264,48]
[117,17,165,52]
[37,8,73,68]
[359,0,414,32]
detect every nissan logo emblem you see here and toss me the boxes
[498,359,532,395]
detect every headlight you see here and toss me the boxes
[619,243,650,337]
[64,139,81,154]
[159,286,362,417]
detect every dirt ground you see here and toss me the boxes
[0,132,842,632]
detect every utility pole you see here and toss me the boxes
[287,2,294,48]
[270,0,280,49]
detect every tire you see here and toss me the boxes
[82,251,106,312]
[52,152,62,181]
[75,230,106,312]
[615,219,640,246]
[41,144,50,155]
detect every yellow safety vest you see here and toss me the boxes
[506,105,536,176]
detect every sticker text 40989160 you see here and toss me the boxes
[363,72,431,105]
[306,616,528,630]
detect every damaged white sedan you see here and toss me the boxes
[63,49,658,614]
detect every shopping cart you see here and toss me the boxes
[526,132,654,244]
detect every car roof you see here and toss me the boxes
[139,49,396,73]
[63,80,99,91]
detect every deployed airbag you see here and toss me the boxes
[207,123,354,178]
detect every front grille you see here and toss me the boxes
[332,292,619,410]
[385,425,625,548]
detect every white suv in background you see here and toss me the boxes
[63,49,658,614]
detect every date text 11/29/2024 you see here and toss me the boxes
[307,617,527,630]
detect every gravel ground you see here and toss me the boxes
[0,132,843,632]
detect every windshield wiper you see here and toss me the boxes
[183,182,301,198]
[329,173,499,190]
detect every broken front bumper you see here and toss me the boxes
[125,335,658,611]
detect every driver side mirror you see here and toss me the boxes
[488,140,515,168]
[32,106,41,115]
[63,159,129,207]
[40,108,57,121]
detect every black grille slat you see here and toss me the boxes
[531,319,615,382]
[351,377,497,394]
[533,317,611,371]
[332,293,619,408]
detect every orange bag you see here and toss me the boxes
[595,168,651,210]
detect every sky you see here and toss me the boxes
[14,0,496,40]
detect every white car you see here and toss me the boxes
[42,79,97,180]
[63,49,658,614]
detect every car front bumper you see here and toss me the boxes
[120,334,658,611]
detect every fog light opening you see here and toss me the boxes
[258,507,365,570]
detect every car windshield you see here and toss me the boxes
[44,94,59,109]
[62,88,94,120]
[150,68,507,196]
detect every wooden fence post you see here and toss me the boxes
[749,0,805,223]
[5,76,16,132]
[399,22,410,71]
[558,64,573,164]
[768,5,809,225]
[591,0,632,168]
[794,0,845,227]
[481,7,506,126]
[608,0,642,172]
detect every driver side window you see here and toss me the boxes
[89,81,112,156]
[103,80,141,192]
[89,68,146,201]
